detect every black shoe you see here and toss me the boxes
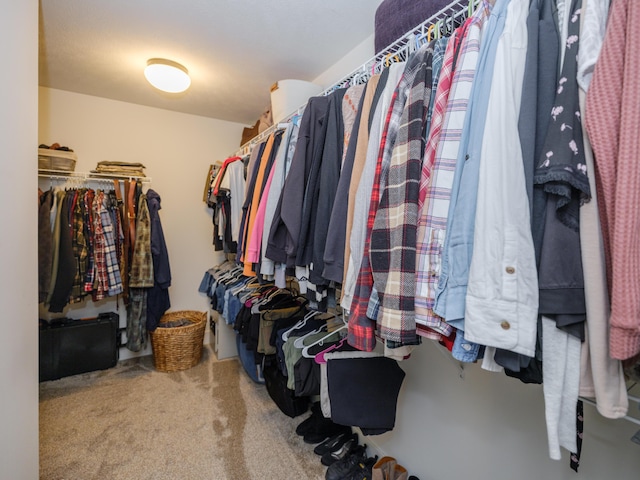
[325,444,367,480]
[314,430,355,456]
[295,402,322,436]
[320,434,358,466]
[303,421,350,444]
[346,455,377,480]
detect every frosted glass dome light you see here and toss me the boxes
[144,58,191,93]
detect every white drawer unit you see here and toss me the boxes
[210,310,238,360]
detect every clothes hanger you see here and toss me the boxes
[293,325,327,349]
[415,31,429,50]
[314,337,347,364]
[281,310,320,342]
[301,326,346,359]
[427,23,436,43]
[468,0,476,18]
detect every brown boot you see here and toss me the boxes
[392,464,408,480]
[372,456,397,480]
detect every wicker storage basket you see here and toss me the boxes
[38,148,77,172]
[150,310,207,372]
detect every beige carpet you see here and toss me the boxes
[39,345,326,480]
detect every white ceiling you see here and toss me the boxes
[38,0,384,125]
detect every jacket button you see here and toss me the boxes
[500,321,511,330]
[505,266,516,274]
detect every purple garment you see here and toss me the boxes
[374,0,453,53]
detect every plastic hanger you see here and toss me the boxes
[314,337,347,364]
[302,326,347,359]
[427,23,436,42]
[415,31,429,49]
[281,310,319,342]
[293,325,327,349]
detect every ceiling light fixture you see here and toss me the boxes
[144,58,191,93]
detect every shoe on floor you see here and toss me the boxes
[393,463,408,480]
[325,444,367,480]
[295,402,322,436]
[372,456,397,480]
[320,433,358,466]
[346,455,378,480]
[314,430,356,456]
[304,422,350,444]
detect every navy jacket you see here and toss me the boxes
[146,189,171,331]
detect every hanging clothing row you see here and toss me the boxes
[38,179,172,352]
[203,0,637,464]
[201,260,406,433]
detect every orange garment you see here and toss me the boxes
[242,134,275,276]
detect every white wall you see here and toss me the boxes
[371,343,640,480]
[38,87,242,359]
[0,1,39,479]
[312,34,376,90]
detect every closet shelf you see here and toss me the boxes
[38,169,152,183]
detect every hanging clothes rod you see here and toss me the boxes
[579,396,640,429]
[233,0,473,157]
[38,169,152,183]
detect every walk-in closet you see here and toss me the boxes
[3,1,640,479]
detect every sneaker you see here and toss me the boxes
[325,444,367,480]
[320,434,358,466]
[314,431,356,456]
[347,455,377,480]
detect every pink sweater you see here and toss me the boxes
[585,0,640,360]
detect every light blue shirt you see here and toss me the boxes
[433,0,512,329]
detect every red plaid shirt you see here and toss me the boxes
[348,89,400,352]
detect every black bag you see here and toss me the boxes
[262,357,309,418]
[39,312,120,382]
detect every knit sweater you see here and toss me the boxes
[585,0,640,360]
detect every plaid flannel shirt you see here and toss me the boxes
[83,190,95,292]
[415,2,490,335]
[70,189,88,303]
[348,50,425,351]
[130,193,154,288]
[92,191,109,300]
[100,193,124,297]
[369,43,435,344]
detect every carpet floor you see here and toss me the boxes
[39,345,327,480]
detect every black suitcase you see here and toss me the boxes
[39,312,120,382]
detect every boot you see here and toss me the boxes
[372,456,397,480]
[393,464,408,480]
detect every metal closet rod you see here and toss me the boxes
[579,396,640,428]
[233,0,473,157]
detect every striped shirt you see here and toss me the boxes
[414,1,491,333]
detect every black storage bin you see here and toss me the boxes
[39,312,119,382]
